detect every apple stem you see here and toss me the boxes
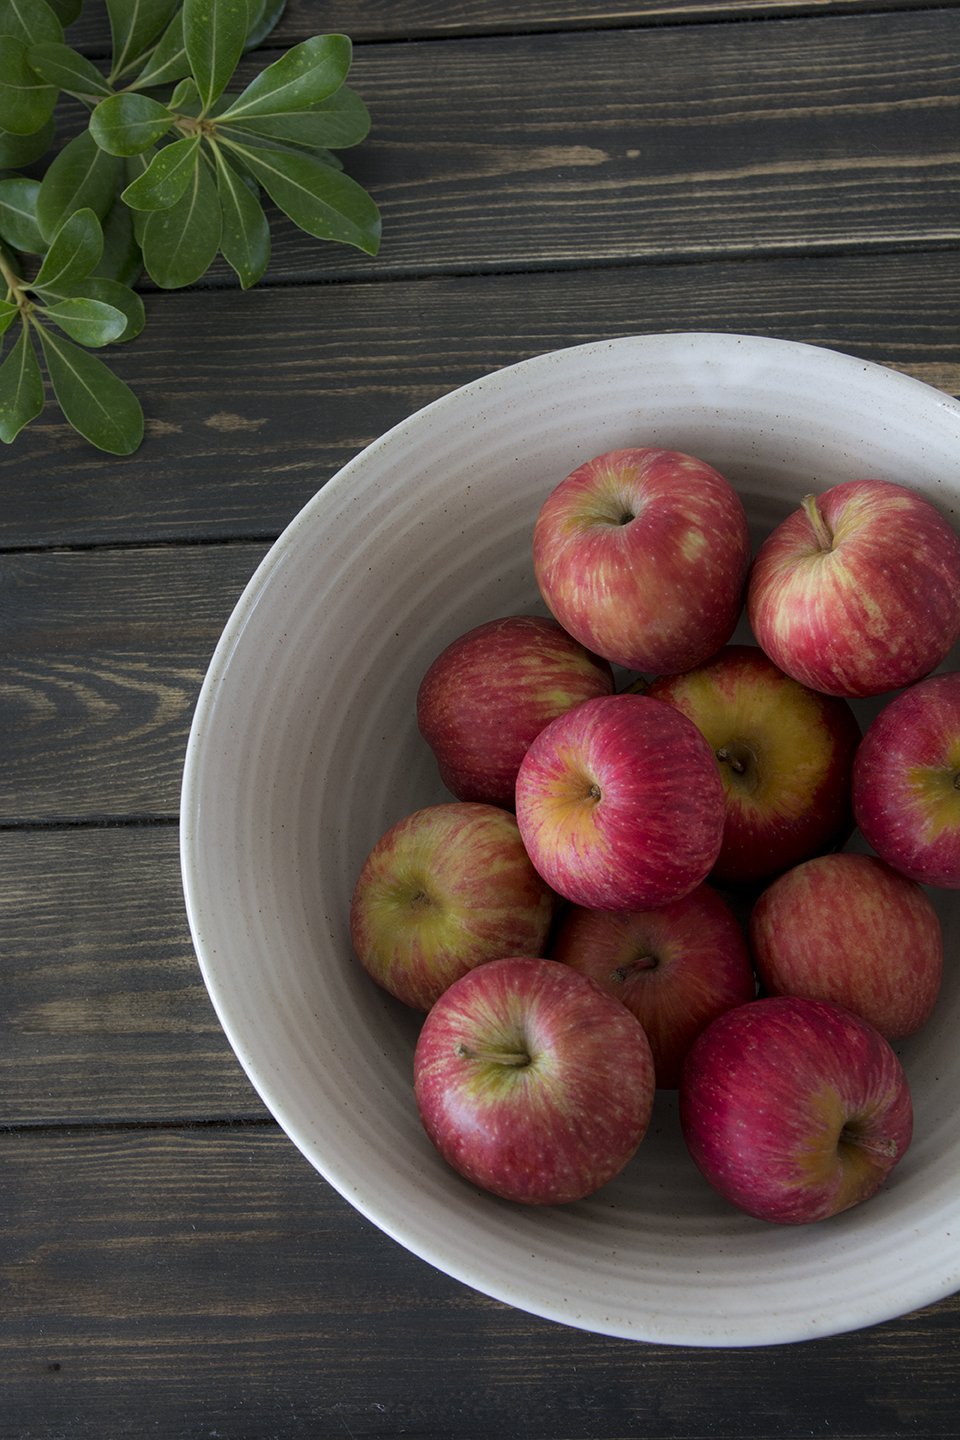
[455,1042,530,1068]
[612,957,658,982]
[802,493,834,552]
[839,1127,899,1159]
[716,745,746,775]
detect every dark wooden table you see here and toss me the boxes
[4,2,960,1435]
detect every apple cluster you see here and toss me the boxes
[350,448,960,1223]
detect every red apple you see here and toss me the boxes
[350,803,554,1011]
[749,853,942,1039]
[416,614,614,808]
[549,884,756,1087]
[533,447,750,674]
[747,479,960,698]
[680,996,913,1225]
[514,693,726,911]
[648,645,861,885]
[413,956,655,1204]
[853,671,960,888]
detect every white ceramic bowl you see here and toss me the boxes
[181,333,960,1346]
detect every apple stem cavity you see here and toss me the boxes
[455,1041,531,1068]
[802,493,835,553]
[716,745,747,776]
[839,1126,899,1159]
[611,955,658,983]
[588,782,602,802]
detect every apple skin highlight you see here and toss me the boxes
[533,448,750,674]
[350,803,554,1011]
[748,479,960,698]
[414,956,655,1204]
[649,645,861,886]
[853,671,960,888]
[417,614,614,809]
[680,995,913,1225]
[515,693,726,911]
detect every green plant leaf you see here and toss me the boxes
[46,0,82,23]
[223,139,380,255]
[130,9,189,89]
[141,155,221,287]
[0,176,43,254]
[107,0,179,80]
[37,295,128,347]
[36,129,122,242]
[168,76,200,111]
[36,322,144,454]
[218,34,352,122]
[0,298,18,340]
[0,36,57,134]
[0,323,43,442]
[0,114,54,167]
[244,0,286,50]
[96,199,142,286]
[46,276,145,342]
[183,0,248,113]
[120,134,200,211]
[33,207,103,290]
[226,87,370,151]
[27,42,113,98]
[90,92,174,155]
[212,143,269,288]
[0,0,63,45]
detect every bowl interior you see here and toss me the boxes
[181,333,960,1345]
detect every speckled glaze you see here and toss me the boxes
[181,333,960,1346]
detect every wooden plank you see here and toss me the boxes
[49,11,960,284]
[1,248,958,549]
[3,1124,960,1439]
[0,543,267,823]
[0,827,265,1126]
[68,0,960,49]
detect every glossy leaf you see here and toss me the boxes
[218,35,352,122]
[226,87,370,151]
[223,139,380,254]
[38,296,128,348]
[37,323,144,454]
[169,77,200,111]
[141,156,221,288]
[90,92,174,156]
[107,0,179,80]
[0,0,63,44]
[183,0,248,113]
[0,37,57,134]
[34,207,103,289]
[96,200,142,286]
[36,130,122,242]
[121,134,201,211]
[27,43,113,99]
[49,276,145,342]
[244,0,286,50]
[0,115,54,167]
[130,10,189,90]
[212,144,270,289]
[0,323,43,443]
[0,177,43,254]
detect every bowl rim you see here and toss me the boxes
[180,331,960,1346]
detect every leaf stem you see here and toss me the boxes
[0,250,30,318]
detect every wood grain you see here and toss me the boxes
[69,0,959,48]
[1,248,957,549]
[0,544,267,822]
[3,1124,960,1440]
[53,10,960,286]
[0,827,265,1126]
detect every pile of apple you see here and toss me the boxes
[349,447,960,1225]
